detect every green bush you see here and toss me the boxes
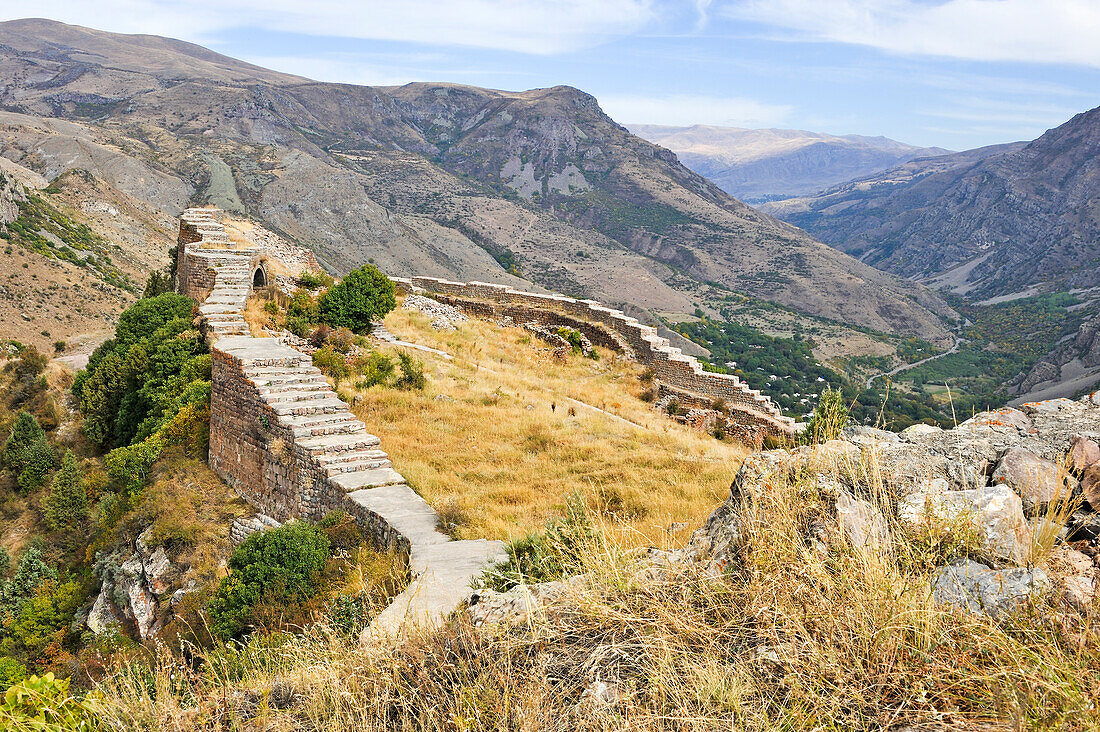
[394,352,426,391]
[803,386,850,444]
[44,451,89,532]
[2,412,56,494]
[354,352,395,389]
[207,522,331,639]
[74,293,208,453]
[318,264,395,334]
[0,548,56,620]
[483,494,599,591]
[104,435,165,495]
[296,270,334,289]
[313,346,350,387]
[0,657,26,690]
[0,672,96,730]
[142,270,172,298]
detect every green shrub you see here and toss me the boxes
[483,494,599,591]
[2,411,56,494]
[104,435,164,495]
[74,294,208,451]
[394,351,426,391]
[318,264,395,334]
[313,346,350,387]
[803,386,850,444]
[0,672,96,730]
[44,451,89,532]
[0,657,26,690]
[354,352,395,389]
[142,270,172,298]
[296,270,334,289]
[207,522,331,639]
[0,548,56,619]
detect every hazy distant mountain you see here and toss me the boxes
[0,18,955,340]
[762,106,1100,300]
[629,124,951,203]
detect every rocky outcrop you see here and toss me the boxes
[89,529,183,639]
[690,395,1100,617]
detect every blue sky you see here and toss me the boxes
[8,0,1100,150]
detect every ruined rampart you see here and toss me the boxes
[393,276,796,440]
[176,209,506,636]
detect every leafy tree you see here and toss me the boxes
[394,352,426,391]
[318,264,395,334]
[43,452,88,532]
[74,293,208,454]
[142,270,172,298]
[2,412,55,494]
[207,521,331,639]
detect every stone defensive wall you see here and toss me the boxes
[175,209,506,635]
[393,276,796,439]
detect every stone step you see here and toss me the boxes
[314,448,389,466]
[263,388,334,404]
[284,411,361,428]
[323,457,393,476]
[297,432,381,454]
[345,483,443,543]
[271,398,348,417]
[289,417,366,438]
[333,466,408,492]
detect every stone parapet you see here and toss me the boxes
[397,276,795,438]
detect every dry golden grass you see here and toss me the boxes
[346,304,746,547]
[86,447,1100,731]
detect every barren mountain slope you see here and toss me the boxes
[0,18,955,341]
[762,107,1100,300]
[631,123,950,202]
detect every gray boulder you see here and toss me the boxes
[932,559,1049,616]
[898,481,1032,566]
[992,446,1072,512]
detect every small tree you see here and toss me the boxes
[803,386,850,444]
[44,451,88,532]
[142,270,172,299]
[318,264,395,334]
[2,412,55,494]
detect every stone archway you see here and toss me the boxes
[252,266,267,288]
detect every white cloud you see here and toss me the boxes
[598,93,792,127]
[9,0,656,55]
[722,0,1100,67]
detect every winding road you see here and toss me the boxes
[865,337,965,389]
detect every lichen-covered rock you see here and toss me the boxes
[932,559,1049,616]
[1046,545,1096,611]
[899,481,1032,566]
[992,446,1072,512]
[1068,434,1100,473]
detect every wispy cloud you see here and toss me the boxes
[722,0,1100,67]
[598,93,793,127]
[17,0,658,54]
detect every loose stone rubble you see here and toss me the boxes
[402,294,469,331]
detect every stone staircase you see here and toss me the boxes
[223,339,508,637]
[178,209,507,639]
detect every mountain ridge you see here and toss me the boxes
[630,122,951,203]
[0,18,955,343]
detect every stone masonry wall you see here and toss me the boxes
[176,209,506,635]
[395,276,795,438]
